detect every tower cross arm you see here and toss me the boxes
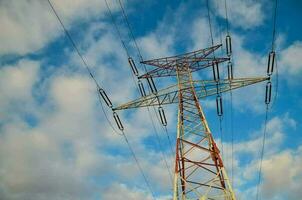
[139,57,230,79]
[141,44,222,68]
[113,77,269,111]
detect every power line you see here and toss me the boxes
[116,0,175,156]
[230,89,234,186]
[224,0,230,35]
[256,1,278,199]
[269,0,279,110]
[222,0,235,186]
[104,0,130,58]
[206,0,214,47]
[206,0,225,161]
[47,0,100,89]
[47,1,156,198]
[148,108,174,183]
[98,88,157,198]
[98,92,123,136]
[47,0,115,133]
[256,105,269,200]
[122,130,156,199]
[153,106,175,156]
[271,0,278,51]
[219,115,224,157]
[105,0,174,186]
[97,88,160,199]
[214,0,229,164]
[117,0,144,64]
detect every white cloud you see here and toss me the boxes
[0,59,40,120]
[102,183,153,200]
[214,0,264,29]
[102,183,172,200]
[50,75,94,114]
[261,146,302,199]
[191,18,212,50]
[0,58,176,199]
[219,114,300,199]
[0,121,95,200]
[0,0,118,55]
[136,8,179,59]
[0,1,301,200]
[138,32,174,59]
[279,41,302,77]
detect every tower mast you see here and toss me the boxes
[113,44,268,199]
[173,62,235,199]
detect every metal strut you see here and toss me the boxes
[113,77,269,111]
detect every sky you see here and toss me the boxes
[0,0,302,200]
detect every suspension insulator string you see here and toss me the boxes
[227,61,233,80]
[146,76,158,95]
[265,81,272,105]
[216,95,223,117]
[158,106,167,127]
[128,57,139,76]
[226,35,232,57]
[99,88,113,108]
[138,79,147,97]
[267,51,276,76]
[113,111,124,131]
[212,61,220,82]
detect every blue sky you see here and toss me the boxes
[0,0,302,200]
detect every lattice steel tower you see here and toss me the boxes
[113,44,268,200]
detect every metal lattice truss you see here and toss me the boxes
[173,66,235,200]
[139,44,229,78]
[113,77,268,111]
[113,45,268,200]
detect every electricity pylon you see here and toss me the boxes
[113,44,268,199]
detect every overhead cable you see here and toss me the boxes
[116,0,174,158]
[223,0,235,185]
[47,0,100,89]
[104,0,130,58]
[105,0,174,186]
[206,0,214,47]
[206,0,225,160]
[256,1,278,199]
[47,1,156,198]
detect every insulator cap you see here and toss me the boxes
[113,111,124,131]
[265,81,272,105]
[99,88,113,108]
[227,61,233,80]
[138,80,146,97]
[216,95,223,116]
[267,51,275,76]
[226,35,232,57]
[158,106,167,126]
[147,76,158,94]
[128,57,139,76]
[212,61,220,82]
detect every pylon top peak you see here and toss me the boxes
[138,44,229,79]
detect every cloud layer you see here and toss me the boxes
[0,0,301,200]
